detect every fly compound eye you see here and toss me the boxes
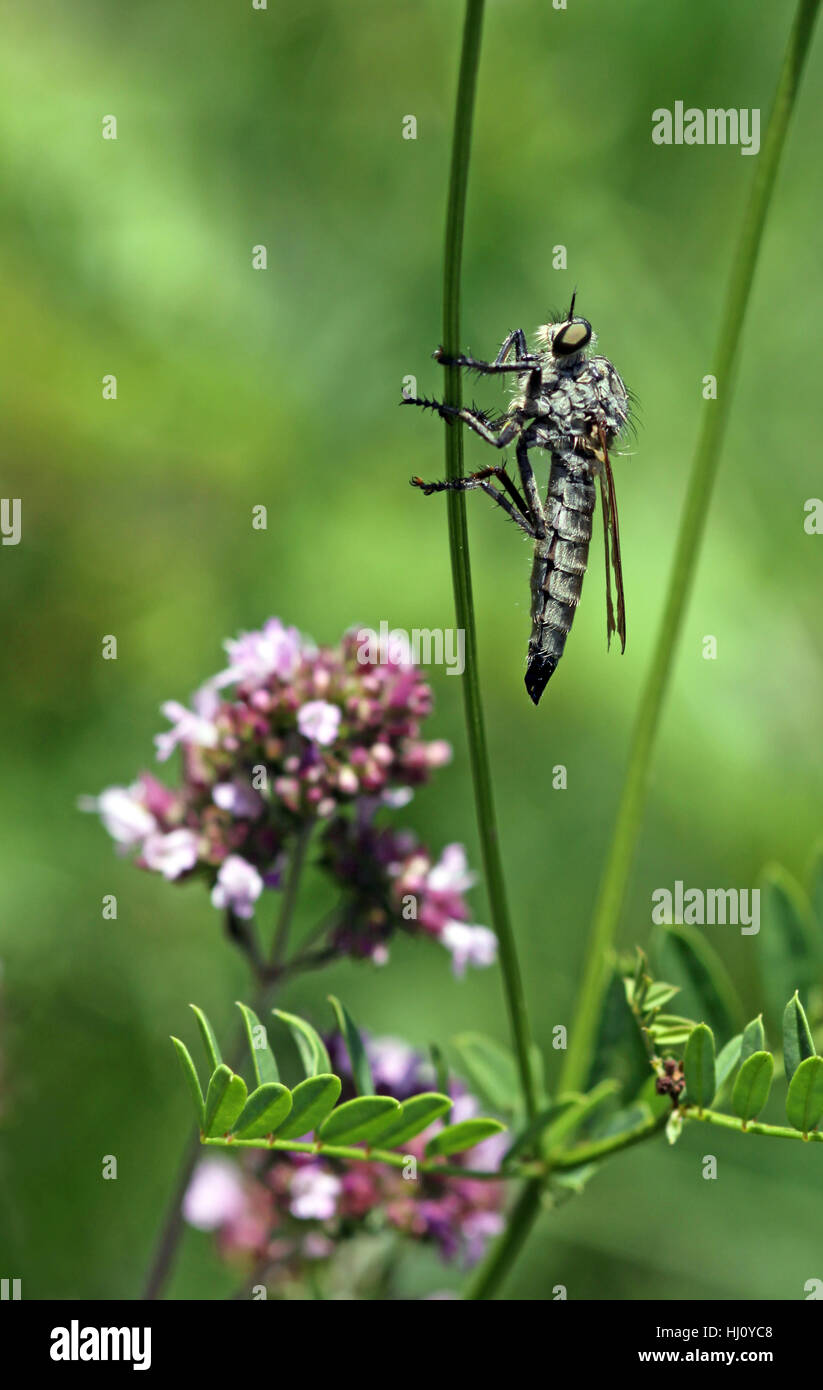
[553,319,592,356]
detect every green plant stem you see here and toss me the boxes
[683,1106,823,1143]
[270,823,312,968]
[548,1109,668,1168]
[560,0,821,1098]
[463,1179,543,1300]
[466,0,821,1299]
[202,1133,541,1179]
[442,0,537,1122]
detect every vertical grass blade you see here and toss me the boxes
[561,0,822,1095]
[441,0,537,1123]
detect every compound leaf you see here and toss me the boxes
[327,995,373,1096]
[171,1036,205,1128]
[317,1096,399,1146]
[374,1093,452,1150]
[684,1023,716,1111]
[236,1002,279,1085]
[276,1074,341,1140]
[731,1051,774,1123]
[425,1118,505,1159]
[190,1004,222,1073]
[232,1083,292,1140]
[204,1065,247,1138]
[783,992,816,1084]
[272,1008,331,1078]
[786,1055,823,1135]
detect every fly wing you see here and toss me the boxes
[596,425,626,653]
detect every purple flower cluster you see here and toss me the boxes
[82,618,494,973]
[183,1035,506,1286]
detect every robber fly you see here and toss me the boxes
[404,295,631,705]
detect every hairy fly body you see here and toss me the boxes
[404,297,631,704]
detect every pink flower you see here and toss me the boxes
[183,1158,247,1231]
[440,922,498,977]
[215,618,302,690]
[155,687,220,763]
[427,843,475,895]
[142,828,199,880]
[212,780,265,819]
[80,784,157,847]
[297,700,342,746]
[210,854,264,918]
[289,1168,342,1221]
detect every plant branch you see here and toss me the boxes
[462,1179,543,1300]
[442,0,538,1121]
[202,1134,540,1180]
[560,0,822,1096]
[683,1106,823,1143]
[270,824,313,968]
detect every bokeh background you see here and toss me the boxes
[2,0,822,1299]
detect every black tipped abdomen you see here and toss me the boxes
[526,453,595,702]
[524,652,558,705]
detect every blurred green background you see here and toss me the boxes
[2,0,822,1300]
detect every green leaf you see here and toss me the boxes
[646,1014,695,1048]
[327,995,373,1096]
[276,1074,341,1140]
[643,981,681,1012]
[757,867,818,1032]
[588,968,650,1099]
[171,1036,205,1128]
[542,1080,619,1151]
[232,1083,292,1140]
[450,1033,518,1115]
[658,925,743,1041]
[713,1033,743,1103]
[502,1100,579,1165]
[684,1023,716,1110]
[317,1096,400,1146]
[783,992,816,1083]
[786,1055,823,1135]
[425,1118,505,1159]
[236,1002,279,1085]
[190,1004,222,1073]
[204,1065,247,1138]
[731,1051,774,1123]
[740,1014,766,1065]
[372,1093,452,1150]
[272,1008,331,1078]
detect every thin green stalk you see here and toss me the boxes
[683,1107,823,1143]
[442,0,537,1121]
[465,0,821,1299]
[548,1109,668,1169]
[560,0,821,1096]
[270,823,312,968]
[462,1180,543,1300]
[203,1134,542,1179]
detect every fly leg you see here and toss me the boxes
[515,436,546,539]
[411,465,537,537]
[402,395,520,449]
[433,330,540,377]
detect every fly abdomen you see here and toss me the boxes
[525,455,595,705]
